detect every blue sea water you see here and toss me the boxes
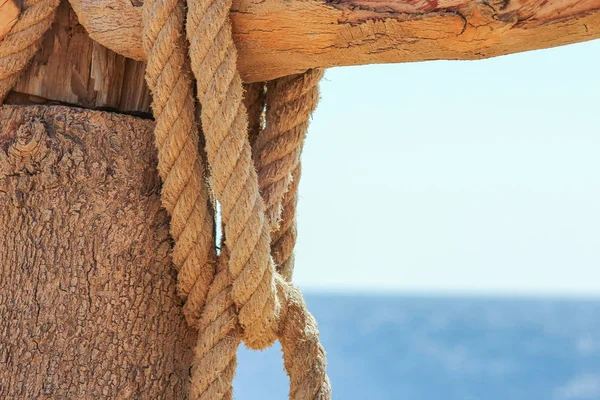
[233,294,600,400]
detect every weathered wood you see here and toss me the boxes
[0,105,194,398]
[9,0,599,107]
[68,0,600,82]
[9,2,151,113]
[0,0,20,41]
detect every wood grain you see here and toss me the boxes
[68,0,600,82]
[9,2,151,113]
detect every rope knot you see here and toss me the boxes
[1,0,331,398]
[143,0,331,395]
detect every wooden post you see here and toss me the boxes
[0,105,195,397]
[1,0,598,396]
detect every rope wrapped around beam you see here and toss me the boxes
[184,0,331,395]
[0,0,60,102]
[0,0,331,397]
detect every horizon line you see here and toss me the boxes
[296,285,600,300]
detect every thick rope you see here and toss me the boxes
[188,81,267,400]
[190,243,239,400]
[255,70,323,280]
[272,162,301,281]
[258,72,331,396]
[254,70,323,233]
[276,274,332,399]
[185,0,331,392]
[141,0,216,325]
[0,0,60,103]
[3,0,330,397]
[186,0,280,350]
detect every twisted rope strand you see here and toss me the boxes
[0,0,60,102]
[271,162,300,281]
[253,70,323,233]
[254,71,330,396]
[190,244,240,400]
[253,70,323,280]
[243,82,266,148]
[141,0,216,326]
[141,0,331,396]
[186,0,279,350]
[5,0,331,397]
[276,275,332,399]
[184,0,331,396]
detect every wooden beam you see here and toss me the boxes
[0,0,20,41]
[9,2,151,113]
[68,0,600,82]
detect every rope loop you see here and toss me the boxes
[0,0,331,397]
[183,0,331,394]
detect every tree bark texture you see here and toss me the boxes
[0,105,195,398]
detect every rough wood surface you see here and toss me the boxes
[69,0,600,82]
[0,0,20,41]
[0,105,194,398]
[8,2,151,113]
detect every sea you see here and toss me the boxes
[233,293,600,400]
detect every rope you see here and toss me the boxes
[243,82,266,148]
[260,72,331,397]
[276,274,331,399]
[0,0,60,103]
[186,0,280,350]
[255,70,324,280]
[272,162,301,281]
[254,70,323,233]
[185,0,331,386]
[141,0,216,326]
[3,0,332,397]
[190,243,239,399]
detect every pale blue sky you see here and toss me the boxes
[292,39,600,296]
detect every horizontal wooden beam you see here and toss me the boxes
[61,0,600,81]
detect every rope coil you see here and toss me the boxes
[0,0,331,397]
[0,0,61,101]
